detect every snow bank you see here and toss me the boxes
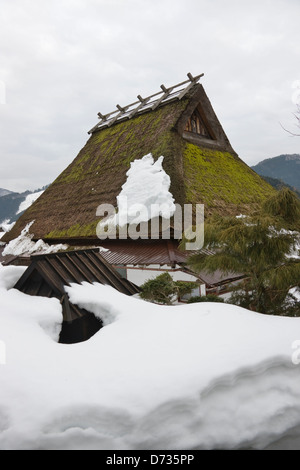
[104,154,176,226]
[16,190,44,215]
[2,221,68,256]
[0,264,27,290]
[0,271,300,450]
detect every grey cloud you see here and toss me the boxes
[0,0,299,191]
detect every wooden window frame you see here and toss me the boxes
[184,107,212,139]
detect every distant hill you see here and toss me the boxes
[251,154,300,191]
[0,188,14,197]
[0,185,48,230]
[260,175,300,198]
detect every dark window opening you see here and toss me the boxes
[185,108,211,138]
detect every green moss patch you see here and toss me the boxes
[45,220,99,239]
[183,144,275,215]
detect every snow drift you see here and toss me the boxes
[0,266,300,450]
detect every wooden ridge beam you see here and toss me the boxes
[88,73,204,133]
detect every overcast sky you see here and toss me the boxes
[0,0,299,192]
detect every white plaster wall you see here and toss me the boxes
[126,265,206,296]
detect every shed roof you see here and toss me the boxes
[14,248,139,300]
[97,239,244,288]
[13,248,139,343]
[98,239,212,267]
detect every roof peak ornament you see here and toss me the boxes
[89,72,204,134]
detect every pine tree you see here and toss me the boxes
[184,189,300,315]
[140,272,198,305]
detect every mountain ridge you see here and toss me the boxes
[0,185,48,229]
[251,154,300,191]
[0,188,14,198]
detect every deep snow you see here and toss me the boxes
[0,265,300,450]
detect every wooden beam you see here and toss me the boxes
[97,112,107,120]
[107,104,129,127]
[88,73,205,133]
[116,104,126,113]
[151,89,171,110]
[177,73,204,100]
[128,96,151,119]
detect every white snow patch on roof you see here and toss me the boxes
[99,246,110,253]
[103,154,176,226]
[0,219,15,233]
[2,221,68,256]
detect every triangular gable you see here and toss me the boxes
[175,83,235,153]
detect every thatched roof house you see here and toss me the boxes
[3,73,275,245]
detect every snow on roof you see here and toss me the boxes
[2,221,68,257]
[100,154,176,228]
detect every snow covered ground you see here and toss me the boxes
[0,265,300,450]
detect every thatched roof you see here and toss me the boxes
[3,74,275,244]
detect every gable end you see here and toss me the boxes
[176,84,236,154]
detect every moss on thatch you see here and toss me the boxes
[183,144,275,215]
[5,99,189,242]
[3,83,276,244]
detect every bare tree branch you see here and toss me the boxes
[280,104,300,136]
